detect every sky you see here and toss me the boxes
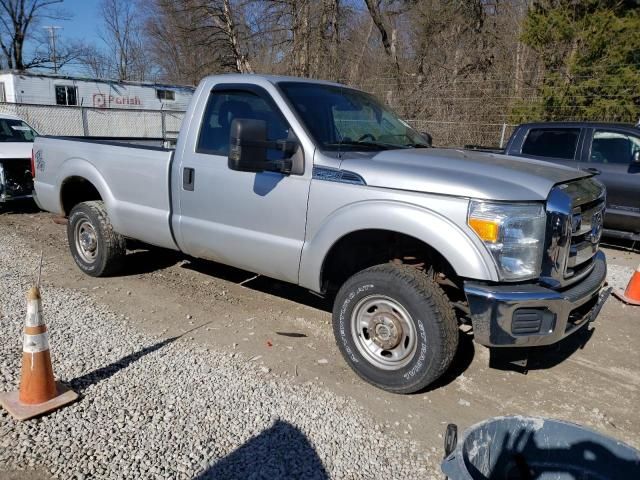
[37,0,103,75]
[57,0,102,46]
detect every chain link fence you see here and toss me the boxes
[0,101,515,149]
[0,102,186,140]
[406,120,517,149]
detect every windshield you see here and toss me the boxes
[278,82,429,151]
[0,118,38,143]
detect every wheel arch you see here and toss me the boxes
[299,200,498,292]
[56,159,115,217]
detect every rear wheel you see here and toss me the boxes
[67,201,125,277]
[332,264,458,393]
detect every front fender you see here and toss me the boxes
[299,199,498,292]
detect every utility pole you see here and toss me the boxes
[43,26,63,73]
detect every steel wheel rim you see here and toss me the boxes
[75,219,98,263]
[350,295,418,370]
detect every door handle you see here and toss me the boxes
[584,167,601,175]
[183,167,195,191]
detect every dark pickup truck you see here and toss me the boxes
[475,122,640,241]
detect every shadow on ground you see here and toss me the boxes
[489,325,595,374]
[120,244,333,312]
[185,257,333,312]
[119,247,184,277]
[67,320,214,392]
[195,420,329,480]
[68,337,178,392]
[0,199,40,215]
[421,330,475,393]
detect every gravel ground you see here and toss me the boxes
[0,232,435,479]
[607,263,636,293]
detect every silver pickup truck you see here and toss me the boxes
[34,74,609,393]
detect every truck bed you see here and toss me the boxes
[34,136,177,250]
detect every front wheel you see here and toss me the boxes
[332,264,458,393]
[67,201,126,277]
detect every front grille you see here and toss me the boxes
[542,177,605,289]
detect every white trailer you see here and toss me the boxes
[0,71,194,111]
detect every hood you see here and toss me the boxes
[340,148,589,201]
[0,142,33,160]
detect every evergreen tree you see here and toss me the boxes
[511,0,640,122]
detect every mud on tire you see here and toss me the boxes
[67,201,125,277]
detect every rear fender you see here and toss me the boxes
[56,158,116,221]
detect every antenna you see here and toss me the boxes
[43,26,63,73]
[35,250,43,288]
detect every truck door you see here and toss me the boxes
[174,86,311,284]
[579,128,640,233]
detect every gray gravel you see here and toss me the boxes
[607,263,636,293]
[0,232,436,479]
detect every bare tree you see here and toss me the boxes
[186,0,254,74]
[220,0,253,73]
[78,44,110,78]
[363,0,400,74]
[99,0,149,80]
[0,0,65,70]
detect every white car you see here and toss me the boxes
[0,113,38,203]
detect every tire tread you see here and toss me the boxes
[333,263,458,393]
[68,200,125,276]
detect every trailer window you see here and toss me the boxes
[55,85,78,106]
[157,89,175,101]
[0,82,5,103]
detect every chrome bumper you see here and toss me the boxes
[464,251,607,347]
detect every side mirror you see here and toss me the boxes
[228,118,299,174]
[228,118,268,173]
[421,131,433,147]
[633,151,640,164]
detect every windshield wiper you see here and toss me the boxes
[408,143,431,148]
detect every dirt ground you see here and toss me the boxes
[1,202,639,469]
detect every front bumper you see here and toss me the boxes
[464,251,608,347]
[0,160,33,203]
[0,192,33,203]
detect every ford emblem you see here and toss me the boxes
[590,211,603,244]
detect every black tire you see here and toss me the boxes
[332,264,458,393]
[67,200,125,277]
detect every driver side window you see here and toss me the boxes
[590,130,639,164]
[197,90,290,157]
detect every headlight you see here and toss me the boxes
[468,201,546,281]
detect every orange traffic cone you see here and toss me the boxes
[613,264,640,306]
[0,286,78,420]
